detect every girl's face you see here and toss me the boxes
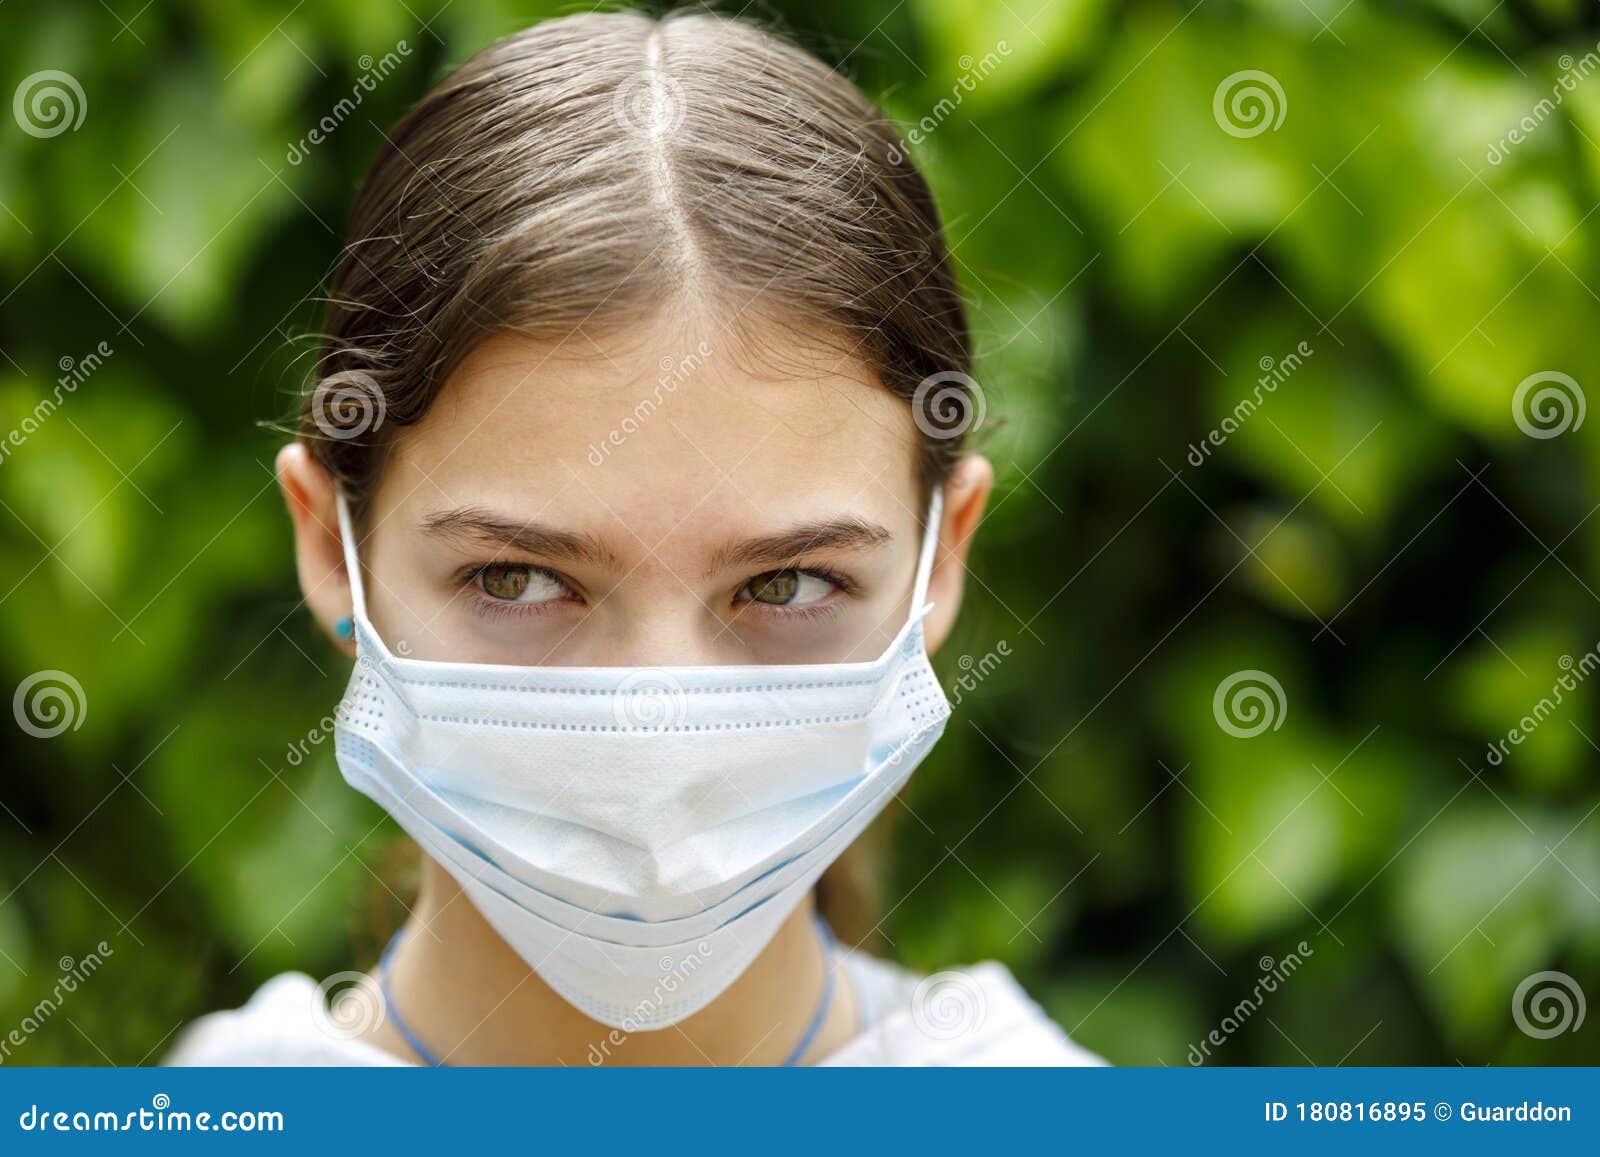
[311,317,985,669]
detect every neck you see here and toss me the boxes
[362,857,856,1066]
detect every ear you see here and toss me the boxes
[276,442,356,657]
[922,454,993,655]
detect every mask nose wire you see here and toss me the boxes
[335,492,370,623]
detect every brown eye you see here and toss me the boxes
[748,570,800,605]
[480,565,532,601]
[470,563,572,613]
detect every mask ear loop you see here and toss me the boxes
[334,492,370,625]
[910,488,944,619]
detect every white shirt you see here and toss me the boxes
[166,951,1103,1067]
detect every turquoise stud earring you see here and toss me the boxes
[335,615,354,641]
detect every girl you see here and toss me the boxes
[170,8,1098,1067]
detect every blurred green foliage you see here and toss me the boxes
[2,0,1598,1065]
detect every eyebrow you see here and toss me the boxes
[421,507,623,569]
[422,505,893,576]
[704,517,893,577]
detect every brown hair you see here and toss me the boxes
[299,8,974,942]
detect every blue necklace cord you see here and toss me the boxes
[376,929,444,1067]
[377,913,839,1068]
[780,914,837,1066]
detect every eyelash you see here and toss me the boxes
[455,562,855,623]
[747,597,842,625]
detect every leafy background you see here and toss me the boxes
[1,0,1598,1065]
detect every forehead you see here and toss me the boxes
[374,321,921,539]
